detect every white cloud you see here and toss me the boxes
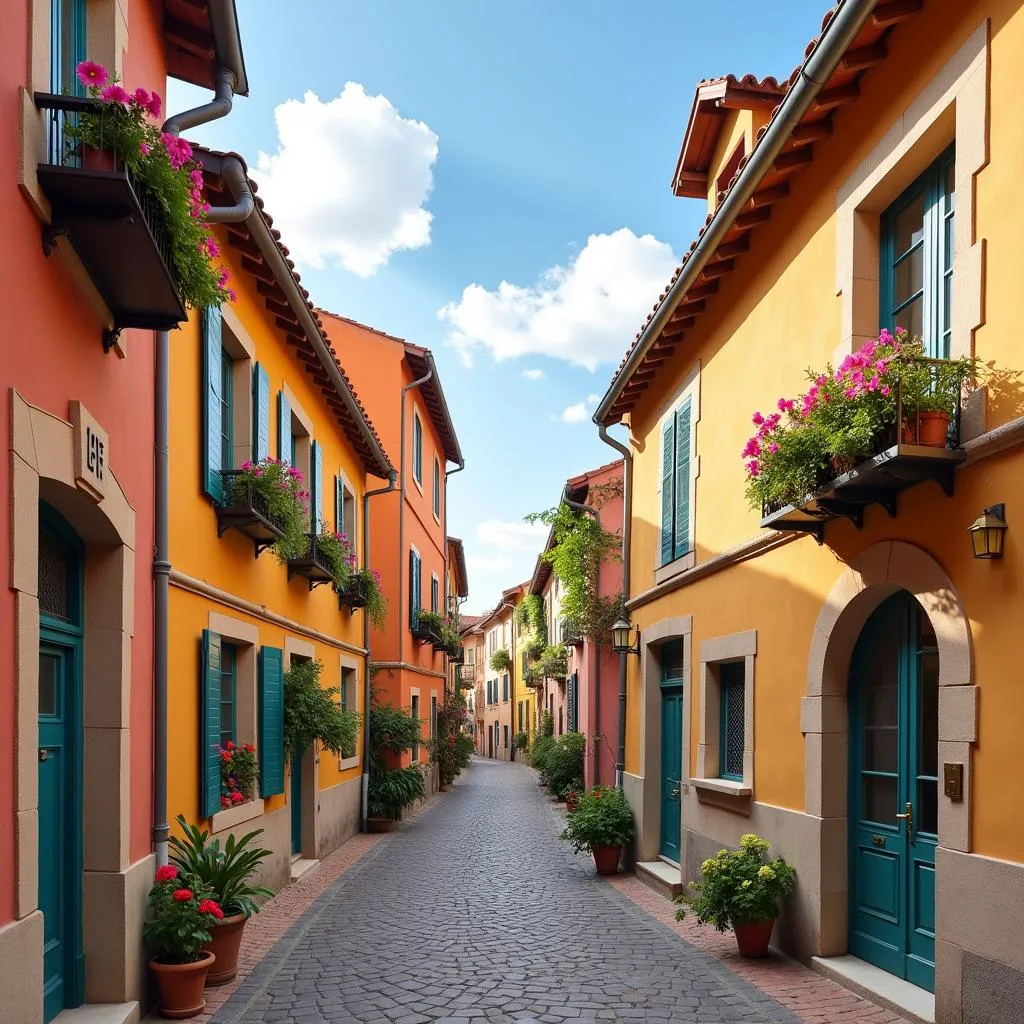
[439,228,677,371]
[254,83,438,277]
[561,393,601,424]
[475,518,548,553]
[522,368,545,380]
[466,554,515,574]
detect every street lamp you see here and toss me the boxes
[969,503,1008,559]
[611,617,640,656]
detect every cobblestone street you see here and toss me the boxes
[207,759,902,1024]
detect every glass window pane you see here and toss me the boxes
[39,530,71,621]
[895,296,923,338]
[919,651,938,777]
[865,727,898,773]
[661,639,684,682]
[945,162,955,211]
[894,246,924,307]
[720,663,744,778]
[867,684,897,728]
[39,652,60,716]
[918,778,938,835]
[893,192,926,258]
[863,774,898,825]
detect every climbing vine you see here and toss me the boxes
[515,593,547,644]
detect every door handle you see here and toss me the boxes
[895,801,913,835]
[670,786,680,799]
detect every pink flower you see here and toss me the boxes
[76,61,109,88]
[139,141,151,156]
[202,236,221,259]
[746,460,760,478]
[217,267,231,287]
[741,438,760,458]
[777,397,795,414]
[101,84,131,105]
[880,386,891,396]
[752,412,765,426]
[815,374,829,387]
[768,442,779,454]
[160,133,193,170]
[241,461,253,471]
[155,865,178,882]
[132,87,152,109]
[867,375,880,391]
[146,92,162,118]
[878,328,893,345]
[844,386,860,399]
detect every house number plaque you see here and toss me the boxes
[71,400,109,503]
[943,762,964,801]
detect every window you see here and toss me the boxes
[503,725,509,750]
[466,647,475,667]
[662,639,685,683]
[880,146,955,359]
[433,456,441,518]
[336,475,357,556]
[660,396,692,566]
[219,642,237,746]
[431,574,439,614]
[412,410,423,484]
[517,701,523,732]
[220,348,234,473]
[502,674,509,702]
[431,695,437,742]
[719,662,745,781]
[52,0,86,96]
[411,694,421,762]
[409,549,422,627]
[558,708,563,736]
[340,666,356,710]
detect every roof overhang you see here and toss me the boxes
[404,344,464,467]
[447,537,469,598]
[164,0,249,96]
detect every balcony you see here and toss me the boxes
[447,645,465,664]
[337,575,370,611]
[34,94,186,351]
[523,667,544,689]
[411,617,442,646]
[286,534,337,590]
[215,471,286,557]
[560,620,584,646]
[761,358,967,542]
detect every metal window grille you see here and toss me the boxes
[39,530,70,621]
[720,663,745,779]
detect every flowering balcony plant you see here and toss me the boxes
[228,458,309,560]
[312,522,353,587]
[219,740,257,810]
[67,61,235,310]
[744,329,977,513]
[341,567,388,631]
[674,833,796,958]
[143,864,224,1014]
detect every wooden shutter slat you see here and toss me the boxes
[202,308,224,501]
[278,391,291,464]
[200,629,222,817]
[660,415,675,566]
[258,646,285,796]
[311,440,323,529]
[674,399,692,561]
[253,362,271,461]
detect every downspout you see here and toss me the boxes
[361,470,398,832]
[444,459,466,696]
[596,427,632,790]
[153,67,238,867]
[398,364,434,661]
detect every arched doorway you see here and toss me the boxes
[848,590,937,992]
[38,502,85,1021]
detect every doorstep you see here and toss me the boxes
[289,856,319,882]
[635,859,683,899]
[54,1003,140,1024]
[811,955,935,1024]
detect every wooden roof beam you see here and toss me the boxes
[241,254,274,284]
[735,207,772,231]
[750,182,789,207]
[842,40,888,71]
[688,280,719,300]
[703,258,734,279]
[871,0,924,27]
[163,15,216,59]
[814,82,860,111]
[773,148,814,175]
[715,89,781,112]
[716,236,750,259]
[791,120,834,146]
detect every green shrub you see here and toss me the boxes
[530,733,556,776]
[560,785,635,853]
[514,731,529,752]
[540,710,554,738]
[284,659,361,759]
[546,732,585,799]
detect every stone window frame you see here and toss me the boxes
[693,630,756,803]
[835,20,988,434]
[338,654,360,772]
[653,360,701,586]
[336,467,358,563]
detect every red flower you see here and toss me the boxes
[244,743,255,753]
[220,796,230,809]
[220,750,232,762]
[230,791,244,804]
[172,888,193,902]
[225,740,234,751]
[155,865,177,883]
[198,899,224,919]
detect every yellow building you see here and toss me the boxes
[168,151,393,891]
[594,2,1024,1019]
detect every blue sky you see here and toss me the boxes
[170,0,828,613]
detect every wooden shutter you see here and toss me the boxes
[311,440,323,529]
[674,399,692,560]
[200,629,223,818]
[433,459,440,516]
[278,391,291,464]
[258,646,285,796]
[431,576,439,613]
[252,363,271,461]
[660,415,675,566]
[335,476,343,534]
[201,308,224,501]
[409,550,422,627]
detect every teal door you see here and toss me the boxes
[659,639,686,862]
[290,751,303,855]
[849,592,937,992]
[37,506,84,1022]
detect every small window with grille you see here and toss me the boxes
[719,661,745,781]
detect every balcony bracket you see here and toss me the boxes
[253,537,276,559]
[102,326,123,355]
[41,222,68,257]
[815,499,864,530]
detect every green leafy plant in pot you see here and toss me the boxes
[560,785,635,875]
[168,815,274,986]
[367,698,425,829]
[144,864,223,1017]
[674,833,796,958]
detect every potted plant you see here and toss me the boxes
[412,609,445,645]
[339,567,389,629]
[523,636,546,662]
[545,732,585,800]
[224,458,310,560]
[312,523,353,587]
[560,785,635,875]
[674,833,796,958]
[218,740,257,811]
[144,865,223,1017]
[367,698,425,829]
[540,644,569,680]
[69,61,235,311]
[514,731,529,754]
[565,788,580,813]
[489,647,511,673]
[168,816,274,986]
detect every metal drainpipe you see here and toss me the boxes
[153,68,238,867]
[361,470,397,832]
[398,366,434,660]
[595,426,632,790]
[443,459,466,695]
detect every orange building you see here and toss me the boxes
[319,314,464,783]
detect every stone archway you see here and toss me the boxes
[801,540,975,957]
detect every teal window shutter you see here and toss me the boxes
[278,391,291,464]
[413,414,423,482]
[673,399,692,561]
[409,550,422,627]
[311,440,323,529]
[201,307,224,502]
[433,458,440,516]
[252,363,270,461]
[431,575,439,613]
[200,629,223,818]
[659,415,675,566]
[258,646,285,796]
[335,476,343,533]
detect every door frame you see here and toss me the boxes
[38,503,85,1016]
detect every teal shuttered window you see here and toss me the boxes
[431,575,439,614]
[413,412,423,484]
[432,457,440,517]
[409,550,422,627]
[278,391,291,465]
[200,630,223,818]
[311,440,323,529]
[659,397,692,566]
[258,646,285,796]
[252,363,270,460]
[202,308,225,502]
[52,0,87,96]
[219,642,237,747]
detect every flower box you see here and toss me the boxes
[216,471,287,556]
[411,618,442,645]
[286,534,337,590]
[337,574,371,610]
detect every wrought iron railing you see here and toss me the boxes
[219,472,287,533]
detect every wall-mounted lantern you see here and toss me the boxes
[611,617,640,656]
[969,503,1007,560]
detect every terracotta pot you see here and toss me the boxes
[83,145,117,172]
[367,816,394,833]
[149,951,215,1018]
[565,795,579,813]
[732,918,775,958]
[202,912,247,986]
[592,844,622,875]
[903,410,950,448]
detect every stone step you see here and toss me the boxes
[636,860,683,900]
[290,856,320,882]
[54,1003,140,1024]
[811,954,935,1024]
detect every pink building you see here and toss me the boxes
[530,460,623,789]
